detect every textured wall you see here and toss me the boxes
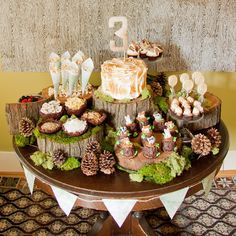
[0,0,235,72]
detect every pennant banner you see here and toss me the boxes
[51,185,78,216]
[202,170,216,196]
[23,165,35,195]
[160,187,189,219]
[102,199,137,227]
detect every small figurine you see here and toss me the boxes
[162,129,176,152]
[165,121,178,136]
[142,136,160,159]
[136,111,149,130]
[141,125,153,145]
[124,115,138,135]
[153,112,165,132]
[117,126,130,141]
[120,137,135,158]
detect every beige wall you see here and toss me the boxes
[0,71,235,151]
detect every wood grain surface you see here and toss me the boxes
[0,0,235,72]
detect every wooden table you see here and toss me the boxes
[14,121,229,236]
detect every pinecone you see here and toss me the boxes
[191,134,212,156]
[81,152,99,176]
[99,150,116,175]
[85,141,101,156]
[151,81,163,96]
[19,117,35,137]
[207,128,221,148]
[156,72,167,89]
[52,149,67,168]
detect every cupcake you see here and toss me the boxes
[127,41,140,58]
[162,129,176,152]
[38,119,62,134]
[124,115,138,134]
[153,112,165,132]
[65,97,87,116]
[165,121,177,136]
[139,39,151,58]
[81,110,107,126]
[136,111,149,130]
[117,126,130,141]
[141,125,153,145]
[146,48,159,61]
[142,136,159,159]
[40,100,63,120]
[152,43,163,57]
[63,118,88,136]
[119,137,135,158]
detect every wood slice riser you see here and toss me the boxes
[37,128,104,158]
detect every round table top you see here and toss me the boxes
[14,121,229,199]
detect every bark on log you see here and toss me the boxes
[37,128,104,158]
[5,99,48,135]
[93,94,154,129]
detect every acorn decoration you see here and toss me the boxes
[143,136,159,159]
[85,140,102,156]
[52,149,67,168]
[99,150,116,175]
[81,152,99,176]
[207,128,221,148]
[191,133,212,156]
[19,117,35,137]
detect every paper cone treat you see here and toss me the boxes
[61,51,71,62]
[72,51,85,65]
[81,58,94,95]
[49,52,61,69]
[61,59,71,91]
[49,63,61,98]
[68,62,79,96]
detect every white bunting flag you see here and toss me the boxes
[102,199,137,227]
[160,187,189,219]
[51,185,78,216]
[202,170,216,196]
[23,165,35,195]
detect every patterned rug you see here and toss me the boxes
[0,175,235,236]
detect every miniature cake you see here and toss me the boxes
[101,57,148,100]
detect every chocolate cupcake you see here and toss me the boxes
[143,136,159,159]
[124,115,138,135]
[40,100,63,120]
[146,48,159,61]
[136,111,149,130]
[38,119,62,134]
[65,97,87,116]
[63,118,88,136]
[127,41,140,58]
[81,110,107,126]
[153,112,165,132]
[141,125,153,145]
[117,126,130,141]
[120,137,135,158]
[162,129,176,152]
[165,121,178,136]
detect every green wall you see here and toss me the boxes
[0,72,235,151]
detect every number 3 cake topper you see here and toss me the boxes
[109,16,128,55]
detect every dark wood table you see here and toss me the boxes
[14,121,229,236]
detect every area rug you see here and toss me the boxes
[0,175,235,236]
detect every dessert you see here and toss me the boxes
[153,112,165,132]
[136,111,149,130]
[19,95,43,103]
[162,129,176,152]
[101,58,147,100]
[127,41,140,58]
[142,136,160,159]
[141,124,153,145]
[165,121,177,136]
[124,115,138,134]
[81,110,107,126]
[119,137,135,158]
[40,100,63,120]
[65,97,87,116]
[117,126,130,141]
[62,118,88,136]
[38,120,62,134]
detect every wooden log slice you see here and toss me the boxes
[186,92,221,131]
[5,98,49,135]
[37,127,104,158]
[93,92,154,129]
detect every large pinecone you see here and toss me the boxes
[156,72,167,89]
[99,150,116,175]
[52,149,67,168]
[81,152,99,176]
[191,134,212,156]
[151,81,163,96]
[207,128,221,148]
[19,117,35,137]
[85,141,101,156]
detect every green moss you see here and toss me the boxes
[94,89,114,103]
[141,87,151,99]
[34,125,103,144]
[154,96,169,114]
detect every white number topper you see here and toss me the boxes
[109,16,128,52]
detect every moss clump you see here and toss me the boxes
[15,134,36,147]
[141,86,152,100]
[94,89,114,103]
[34,125,103,144]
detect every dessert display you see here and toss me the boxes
[81,110,107,126]
[65,97,87,116]
[38,120,62,134]
[62,117,88,136]
[40,100,64,120]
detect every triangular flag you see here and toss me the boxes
[22,165,35,194]
[202,170,216,196]
[51,185,78,216]
[160,187,189,219]
[102,199,137,227]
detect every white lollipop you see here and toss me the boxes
[197,82,207,102]
[180,73,190,84]
[192,71,205,85]
[168,75,178,97]
[183,79,194,96]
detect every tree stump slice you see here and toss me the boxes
[37,128,104,158]
[5,99,48,135]
[186,92,221,131]
[93,94,154,128]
